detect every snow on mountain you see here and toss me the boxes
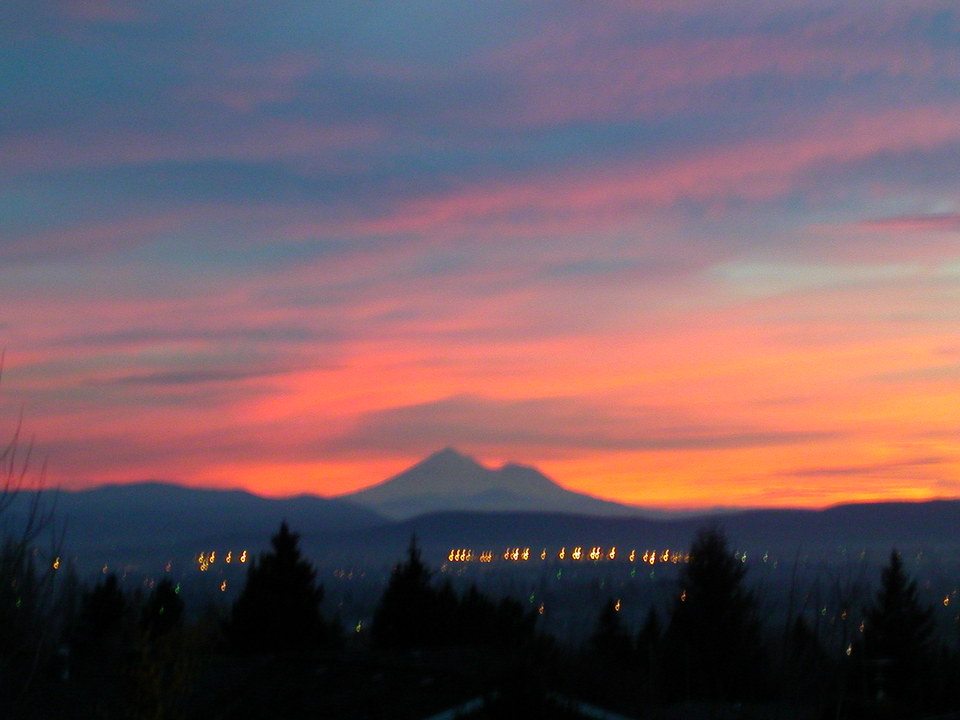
[342,447,642,519]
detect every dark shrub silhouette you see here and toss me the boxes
[230,521,328,653]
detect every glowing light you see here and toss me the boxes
[52,557,60,571]
[538,603,545,615]
[661,550,670,562]
[101,564,108,574]
[522,548,530,561]
[859,621,865,633]
[614,599,621,612]
[511,548,520,561]
[446,548,474,562]
[846,644,853,656]
[209,551,216,564]
[220,581,227,592]
[629,550,636,562]
[608,547,616,560]
[572,547,583,561]
[540,549,547,560]
[558,547,566,560]
[198,553,205,565]
[945,596,951,607]
[355,621,363,633]
[239,550,248,563]
[225,551,232,564]
[589,547,601,561]
[680,590,687,602]
[642,551,650,563]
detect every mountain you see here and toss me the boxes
[340,447,644,519]
[2,481,385,569]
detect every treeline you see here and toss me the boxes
[1,521,959,719]
[576,528,960,719]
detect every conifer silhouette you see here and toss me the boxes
[230,522,327,653]
[590,597,632,662]
[371,535,439,648]
[862,549,935,701]
[663,527,765,701]
[140,578,183,640]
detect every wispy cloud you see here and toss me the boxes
[3,0,960,506]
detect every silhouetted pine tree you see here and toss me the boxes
[636,606,662,702]
[70,573,130,680]
[140,578,184,640]
[230,522,327,653]
[371,536,442,648]
[662,527,766,702]
[862,549,935,703]
[590,597,633,662]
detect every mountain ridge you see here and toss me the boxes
[340,447,644,519]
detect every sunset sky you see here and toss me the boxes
[2,1,959,509]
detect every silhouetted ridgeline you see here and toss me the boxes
[6,482,960,571]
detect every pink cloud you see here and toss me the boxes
[331,103,960,243]
[58,0,141,23]
[860,213,960,232]
[0,119,382,173]
[179,54,322,113]
[484,6,960,127]
[4,214,186,262]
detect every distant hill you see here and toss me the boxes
[339,499,960,563]
[340,447,643,519]
[4,467,958,576]
[1,482,385,569]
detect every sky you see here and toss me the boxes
[2,1,959,509]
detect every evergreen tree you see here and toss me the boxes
[636,606,663,703]
[230,522,327,653]
[662,527,765,701]
[140,578,184,640]
[862,549,935,702]
[636,606,661,661]
[70,573,130,679]
[590,597,633,662]
[371,536,442,648]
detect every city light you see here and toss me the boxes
[439,544,693,565]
